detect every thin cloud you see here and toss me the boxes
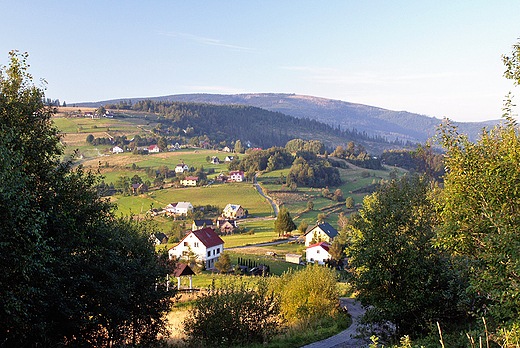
[160,31,257,52]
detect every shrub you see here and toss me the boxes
[183,279,279,347]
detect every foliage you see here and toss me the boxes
[0,51,172,347]
[285,138,325,154]
[345,196,354,208]
[274,206,297,234]
[286,156,341,188]
[183,279,280,347]
[437,116,520,320]
[332,142,382,169]
[347,173,467,339]
[269,264,339,322]
[215,251,232,273]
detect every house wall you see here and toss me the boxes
[305,229,332,246]
[168,233,223,269]
[306,247,330,265]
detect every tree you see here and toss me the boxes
[183,279,279,347]
[86,133,94,143]
[95,105,106,115]
[274,206,296,235]
[307,200,314,210]
[345,196,354,209]
[215,251,232,273]
[347,173,466,339]
[131,174,143,184]
[235,139,244,153]
[437,115,520,320]
[0,51,172,346]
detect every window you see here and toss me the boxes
[183,242,188,247]
[217,248,220,254]
[213,250,215,255]
[316,250,320,254]
[207,251,211,257]
[194,242,199,247]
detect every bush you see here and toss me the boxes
[183,279,279,347]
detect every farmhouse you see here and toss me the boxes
[216,218,236,234]
[112,146,124,154]
[148,145,160,153]
[151,232,168,245]
[131,183,147,194]
[164,202,193,216]
[306,242,331,265]
[181,176,198,187]
[304,222,338,246]
[222,204,245,219]
[168,227,224,269]
[210,156,220,164]
[222,146,232,152]
[175,163,189,173]
[228,171,244,182]
[192,219,214,230]
[224,156,234,162]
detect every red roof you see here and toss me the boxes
[230,171,244,175]
[192,227,224,248]
[184,176,198,181]
[306,242,330,252]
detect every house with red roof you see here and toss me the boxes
[306,242,331,265]
[168,227,224,269]
[228,171,244,182]
[148,145,160,153]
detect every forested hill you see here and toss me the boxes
[76,93,500,142]
[104,100,408,154]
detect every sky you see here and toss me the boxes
[1,0,520,122]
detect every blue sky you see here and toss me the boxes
[2,0,520,122]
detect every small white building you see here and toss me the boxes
[175,163,189,173]
[224,156,234,162]
[168,227,225,269]
[306,242,331,265]
[228,171,244,182]
[175,202,194,215]
[148,145,160,153]
[112,146,124,154]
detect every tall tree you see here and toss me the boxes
[274,206,296,234]
[348,173,466,339]
[0,51,172,346]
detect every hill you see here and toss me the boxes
[75,93,500,143]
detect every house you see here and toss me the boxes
[84,111,93,117]
[131,183,147,194]
[210,156,220,164]
[228,171,244,182]
[148,145,160,153]
[181,176,198,187]
[91,113,101,119]
[168,227,224,269]
[306,242,331,265]
[152,232,169,245]
[216,218,236,234]
[104,110,114,118]
[224,156,234,162]
[222,204,245,219]
[286,254,302,264]
[175,163,189,173]
[164,202,193,216]
[192,219,214,231]
[175,202,194,215]
[304,222,338,247]
[216,173,228,182]
[112,146,124,154]
[222,146,232,152]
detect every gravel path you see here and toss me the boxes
[300,298,368,348]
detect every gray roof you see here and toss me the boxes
[305,222,338,238]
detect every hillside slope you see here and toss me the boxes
[76,93,500,142]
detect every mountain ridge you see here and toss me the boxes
[75,93,500,142]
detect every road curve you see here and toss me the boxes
[254,173,279,217]
[300,298,367,348]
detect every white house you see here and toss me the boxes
[180,176,198,187]
[222,146,232,152]
[175,163,189,173]
[168,227,224,269]
[304,222,338,247]
[210,156,220,164]
[306,242,331,265]
[224,156,234,162]
[112,146,124,154]
[222,204,245,219]
[228,171,244,182]
[164,202,193,216]
[148,145,160,153]
[176,202,194,215]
